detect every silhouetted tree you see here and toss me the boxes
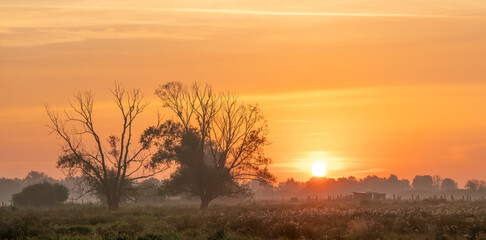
[46,83,167,211]
[131,178,163,203]
[271,174,412,198]
[440,178,458,191]
[12,182,68,207]
[412,175,435,191]
[1,172,60,204]
[23,171,55,185]
[361,175,385,191]
[465,180,486,191]
[282,178,301,188]
[143,82,275,209]
[432,175,442,190]
[386,174,411,193]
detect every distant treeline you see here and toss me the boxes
[0,171,95,204]
[0,171,164,205]
[252,174,486,200]
[2,171,486,204]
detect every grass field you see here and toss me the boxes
[1,199,486,240]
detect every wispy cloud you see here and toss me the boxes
[167,8,477,19]
[241,84,486,109]
[4,5,480,19]
[0,26,208,47]
[0,3,481,47]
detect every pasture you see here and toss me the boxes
[1,199,486,240]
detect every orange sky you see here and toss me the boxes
[1,0,486,185]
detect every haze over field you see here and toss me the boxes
[1,0,486,184]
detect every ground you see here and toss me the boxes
[1,199,486,239]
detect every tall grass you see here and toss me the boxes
[1,200,486,239]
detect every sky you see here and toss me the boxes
[1,0,486,185]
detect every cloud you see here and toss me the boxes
[0,2,481,47]
[5,5,479,19]
[165,8,478,19]
[0,26,209,47]
[240,84,486,111]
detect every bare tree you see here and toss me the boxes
[46,83,166,211]
[143,82,275,209]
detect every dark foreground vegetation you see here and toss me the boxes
[2,200,486,240]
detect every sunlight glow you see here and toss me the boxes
[312,161,327,177]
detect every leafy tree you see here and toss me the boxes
[412,175,435,191]
[440,178,458,191]
[46,84,167,211]
[385,174,411,193]
[465,180,485,191]
[23,171,55,185]
[131,178,163,203]
[12,182,68,206]
[142,82,275,209]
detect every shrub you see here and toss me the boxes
[12,182,69,207]
[137,232,181,240]
[56,225,93,235]
[207,229,226,240]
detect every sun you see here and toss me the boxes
[312,161,327,177]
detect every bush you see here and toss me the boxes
[137,232,181,240]
[12,182,69,207]
[56,225,93,235]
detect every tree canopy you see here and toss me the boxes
[142,82,275,209]
[12,182,68,207]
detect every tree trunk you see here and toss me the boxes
[200,196,211,210]
[107,197,120,211]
